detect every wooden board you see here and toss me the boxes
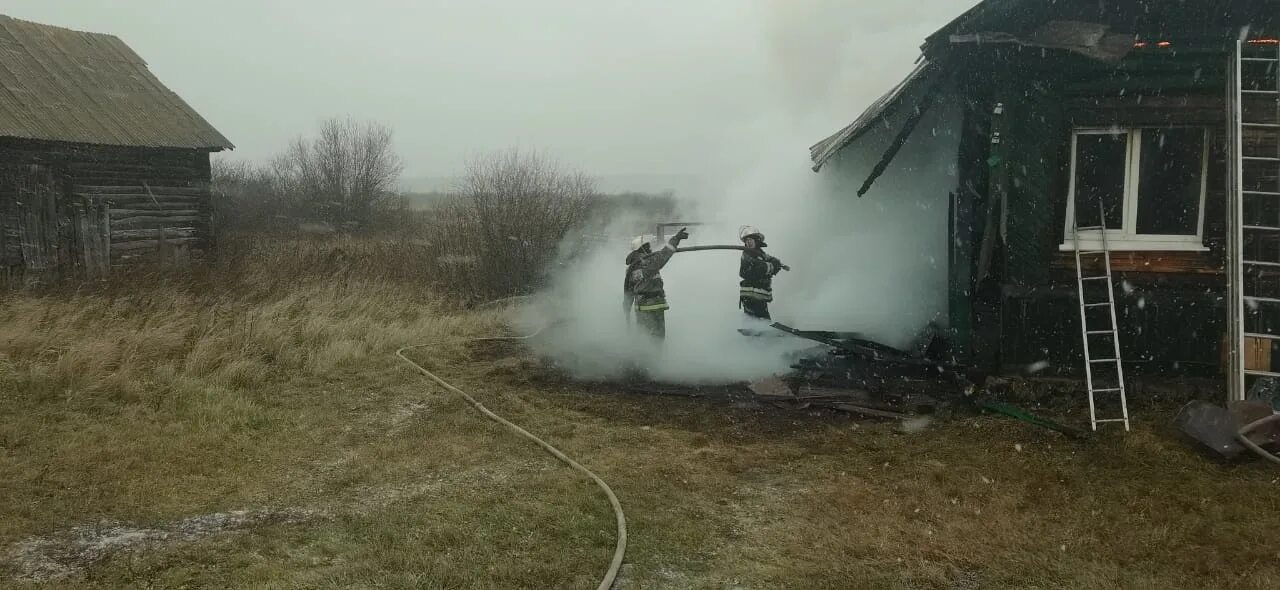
[71,185,207,197]
[111,237,201,252]
[15,165,60,274]
[72,199,110,279]
[1050,251,1223,275]
[1245,337,1272,373]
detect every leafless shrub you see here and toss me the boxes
[210,118,407,235]
[430,149,595,299]
[212,143,594,300]
[274,118,406,229]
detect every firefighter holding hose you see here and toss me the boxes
[738,225,788,320]
[623,227,690,340]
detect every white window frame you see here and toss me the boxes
[1060,127,1210,252]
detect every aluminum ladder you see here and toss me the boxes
[1073,201,1130,431]
[1229,40,1280,401]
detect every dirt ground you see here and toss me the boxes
[2,280,1280,589]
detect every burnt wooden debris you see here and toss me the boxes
[0,15,232,285]
[565,323,969,420]
[743,322,970,418]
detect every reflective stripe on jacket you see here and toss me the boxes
[739,286,773,302]
[636,298,670,312]
[739,250,780,302]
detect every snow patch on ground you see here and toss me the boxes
[5,508,318,582]
[3,455,539,582]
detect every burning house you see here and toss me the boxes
[811,1,1280,402]
[0,15,232,283]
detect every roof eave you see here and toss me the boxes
[808,60,940,172]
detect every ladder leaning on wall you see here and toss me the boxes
[1229,39,1280,402]
[1073,201,1131,431]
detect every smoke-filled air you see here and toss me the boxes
[524,1,965,383]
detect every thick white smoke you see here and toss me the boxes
[523,1,968,384]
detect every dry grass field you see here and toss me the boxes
[2,238,1279,589]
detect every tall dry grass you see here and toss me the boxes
[0,236,509,494]
[0,235,509,404]
[0,234,520,552]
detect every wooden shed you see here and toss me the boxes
[810,1,1279,398]
[0,14,232,283]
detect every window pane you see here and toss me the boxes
[1136,128,1204,235]
[1073,133,1127,230]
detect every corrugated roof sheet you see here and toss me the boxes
[808,61,939,171]
[0,14,232,150]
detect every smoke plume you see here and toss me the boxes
[523,2,968,384]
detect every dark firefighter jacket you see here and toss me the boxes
[740,249,782,302]
[624,244,676,314]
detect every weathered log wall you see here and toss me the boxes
[0,138,214,281]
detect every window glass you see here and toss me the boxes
[1136,128,1204,235]
[1073,133,1127,230]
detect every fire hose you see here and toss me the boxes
[395,326,626,590]
[1237,413,1280,466]
[675,245,791,270]
[675,245,747,253]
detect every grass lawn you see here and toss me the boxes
[2,263,1279,589]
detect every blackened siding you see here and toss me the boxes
[981,48,1231,373]
[1002,83,1071,289]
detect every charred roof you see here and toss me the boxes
[924,0,1280,56]
[811,0,1280,173]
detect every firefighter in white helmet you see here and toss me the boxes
[738,225,788,320]
[623,228,690,339]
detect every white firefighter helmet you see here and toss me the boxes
[631,234,656,251]
[739,225,764,242]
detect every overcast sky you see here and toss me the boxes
[5,1,974,182]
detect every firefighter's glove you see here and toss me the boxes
[670,227,690,246]
[769,257,788,274]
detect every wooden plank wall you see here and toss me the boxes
[17,166,58,272]
[0,164,64,285]
[0,138,213,278]
[70,185,208,267]
[71,198,110,279]
[1001,284,1225,374]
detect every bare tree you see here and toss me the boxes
[438,149,595,297]
[275,118,405,228]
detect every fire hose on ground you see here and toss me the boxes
[396,326,626,590]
